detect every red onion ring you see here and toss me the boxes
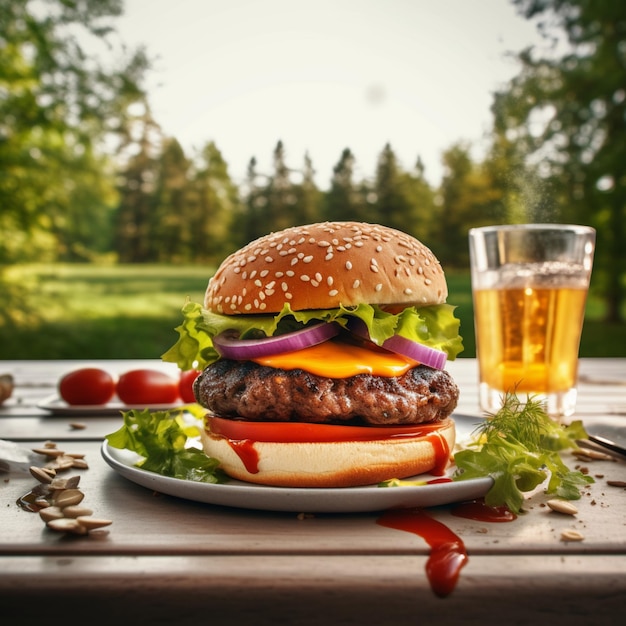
[213,323,341,360]
[347,318,447,370]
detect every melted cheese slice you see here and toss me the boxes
[251,340,417,378]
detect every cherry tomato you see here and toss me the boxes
[179,369,201,403]
[59,368,116,405]
[209,415,452,443]
[116,369,181,405]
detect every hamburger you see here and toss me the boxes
[163,221,463,488]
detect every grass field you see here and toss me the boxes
[1,263,625,359]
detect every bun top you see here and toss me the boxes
[205,221,448,314]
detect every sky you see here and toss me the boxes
[116,0,543,188]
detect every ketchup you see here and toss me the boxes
[452,498,517,523]
[227,439,260,473]
[377,508,467,597]
[377,500,516,597]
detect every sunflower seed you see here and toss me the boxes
[547,499,578,515]
[39,506,64,524]
[62,505,93,518]
[77,517,113,531]
[30,466,54,484]
[52,488,84,508]
[47,517,88,535]
[560,529,584,542]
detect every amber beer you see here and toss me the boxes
[469,225,595,417]
[474,284,588,395]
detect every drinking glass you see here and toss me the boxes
[469,224,595,417]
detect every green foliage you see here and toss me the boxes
[0,0,149,264]
[496,0,626,322]
[454,393,593,512]
[106,408,224,483]
[1,264,622,360]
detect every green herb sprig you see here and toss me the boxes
[453,393,593,513]
[106,408,224,483]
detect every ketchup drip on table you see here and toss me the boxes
[377,500,516,597]
[452,498,517,523]
[377,508,467,598]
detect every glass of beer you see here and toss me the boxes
[469,224,595,417]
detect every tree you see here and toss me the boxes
[189,141,242,261]
[0,0,149,264]
[292,152,323,226]
[372,143,434,239]
[324,148,369,223]
[115,104,163,263]
[495,0,626,322]
[149,138,191,262]
[438,143,502,267]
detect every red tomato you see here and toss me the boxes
[179,369,201,403]
[209,415,450,443]
[116,369,181,405]
[59,368,116,406]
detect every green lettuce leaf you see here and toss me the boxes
[452,394,594,513]
[162,300,463,370]
[106,408,224,483]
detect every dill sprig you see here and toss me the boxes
[453,393,593,513]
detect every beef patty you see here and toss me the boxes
[194,359,459,425]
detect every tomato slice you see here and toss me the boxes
[208,415,451,443]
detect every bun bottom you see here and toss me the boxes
[200,418,456,488]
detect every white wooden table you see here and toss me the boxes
[1,358,625,625]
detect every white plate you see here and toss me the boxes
[38,394,185,416]
[101,414,493,513]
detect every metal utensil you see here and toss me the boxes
[580,434,626,460]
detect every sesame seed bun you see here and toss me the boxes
[200,417,456,488]
[205,221,448,314]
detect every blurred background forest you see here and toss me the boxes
[1,0,625,359]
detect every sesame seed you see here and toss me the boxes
[376,245,382,252]
[328,289,339,297]
[370,265,379,273]
[259,292,266,300]
[286,270,295,277]
[353,279,361,289]
[311,280,319,287]
[281,282,289,292]
[425,278,432,285]
[234,267,241,274]
[259,302,267,310]
[318,240,330,247]
[375,283,383,292]
[254,279,262,287]
[303,255,313,263]
[291,258,298,266]
[285,292,293,300]
[300,275,310,282]
[325,253,333,261]
[327,276,334,286]
[249,270,257,279]
[345,261,353,270]
[403,288,413,295]
[315,273,322,282]
[245,304,252,311]
[265,256,274,263]
[275,271,284,278]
